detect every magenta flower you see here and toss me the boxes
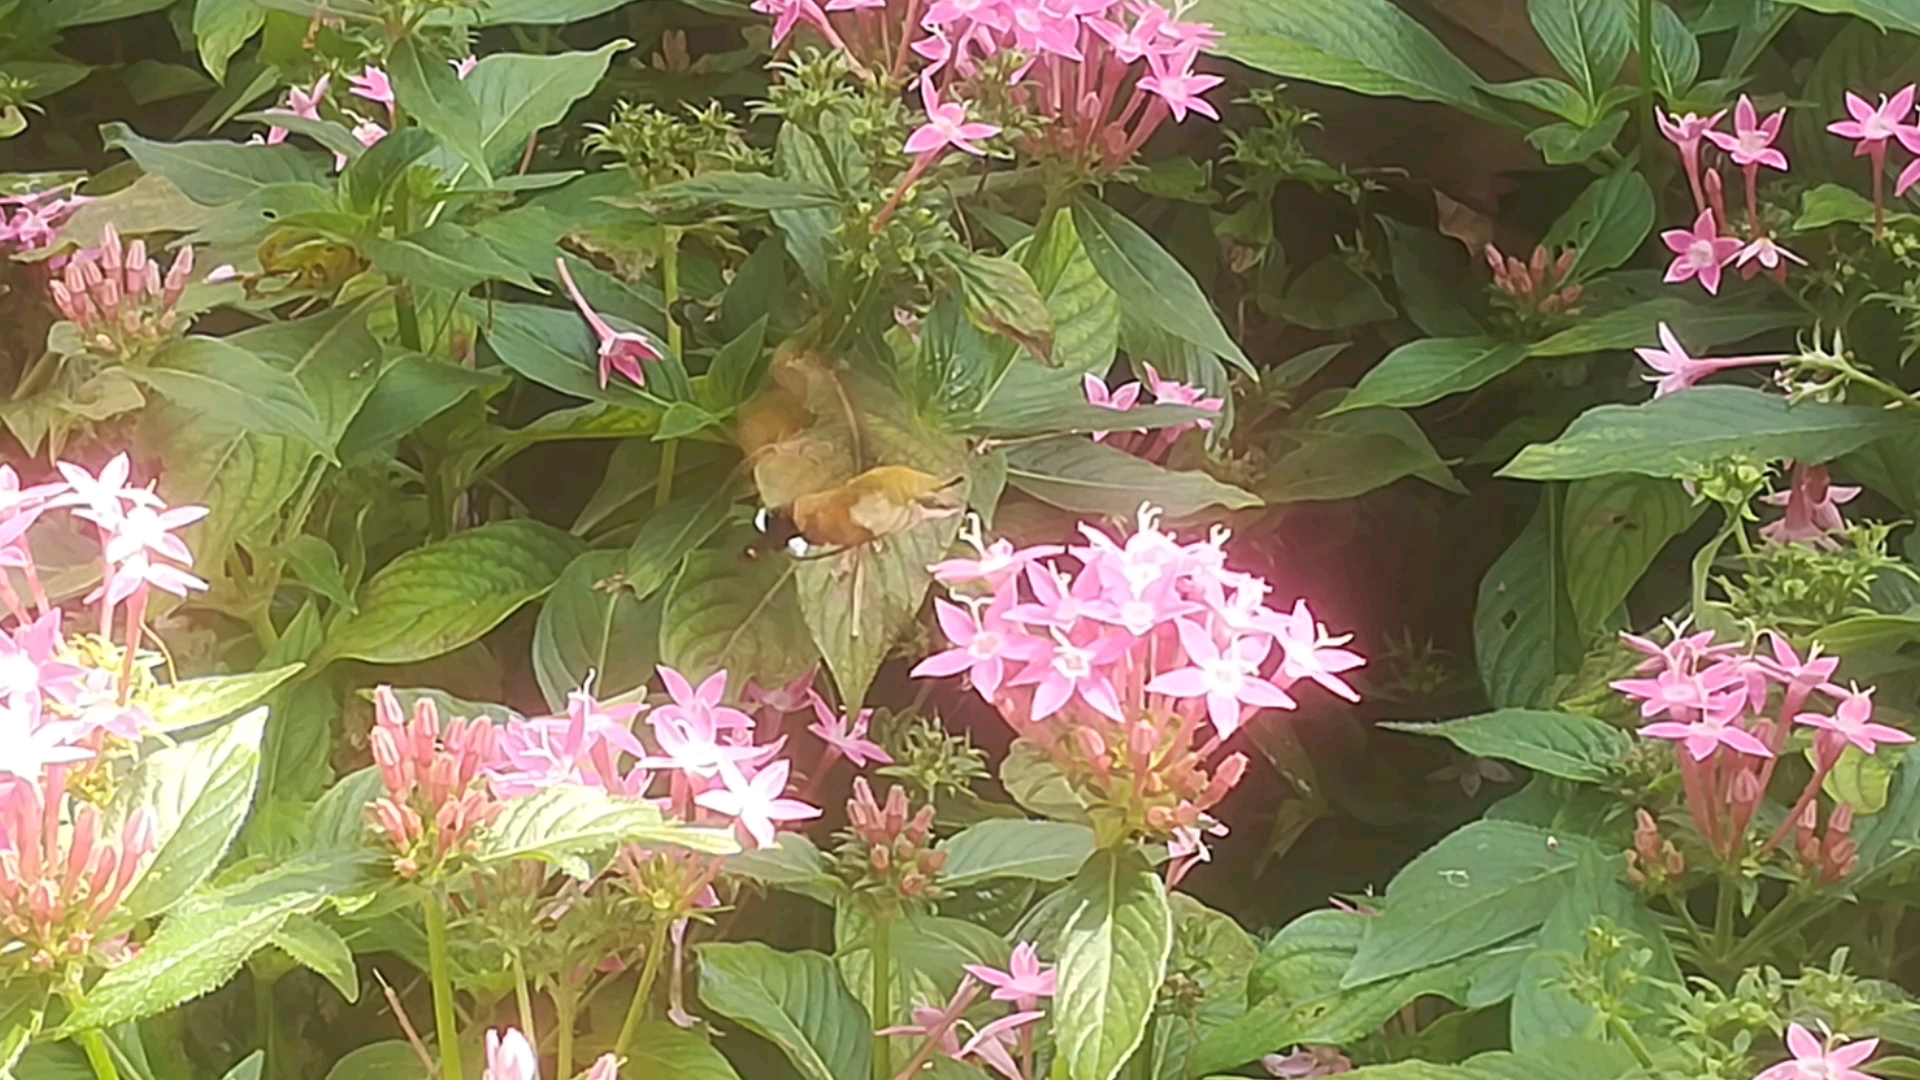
[1897,124,1920,197]
[482,1028,538,1080]
[694,760,822,848]
[554,257,664,388]
[1147,620,1296,739]
[1797,687,1914,756]
[906,83,1000,158]
[1084,373,1143,441]
[1707,94,1789,171]
[1757,634,1840,702]
[1635,322,1785,397]
[1263,1047,1354,1079]
[913,594,1041,698]
[1010,630,1130,722]
[1830,87,1915,233]
[963,942,1057,1011]
[806,692,892,768]
[1657,108,1725,211]
[1754,1023,1883,1080]
[347,66,394,117]
[266,74,330,146]
[752,0,842,48]
[1761,463,1860,549]
[1640,707,1773,761]
[1138,47,1222,122]
[1143,363,1224,424]
[1662,210,1742,294]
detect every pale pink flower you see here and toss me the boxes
[930,535,1063,588]
[1011,631,1130,722]
[1737,235,1806,276]
[583,1055,619,1080]
[1166,817,1228,887]
[1797,687,1914,756]
[913,594,1041,698]
[348,66,394,117]
[1263,1047,1354,1078]
[91,551,208,606]
[694,760,821,848]
[55,453,162,530]
[752,0,842,47]
[205,264,238,284]
[1088,4,1169,64]
[1754,1023,1882,1080]
[1138,46,1222,122]
[103,503,207,567]
[963,942,1057,1011]
[1707,95,1789,171]
[0,609,85,714]
[655,666,755,733]
[554,257,663,389]
[1756,634,1840,702]
[340,119,388,170]
[1634,322,1785,397]
[742,668,817,718]
[266,74,330,145]
[483,1028,538,1080]
[453,56,479,79]
[1638,692,1772,761]
[1142,363,1224,425]
[906,83,1000,157]
[1828,88,1914,153]
[0,703,91,781]
[1267,598,1364,703]
[806,693,892,768]
[1084,374,1143,441]
[1148,620,1294,738]
[1896,124,1920,197]
[958,1011,1045,1080]
[1006,563,1104,631]
[1761,463,1860,549]
[1662,210,1742,294]
[1615,658,1749,721]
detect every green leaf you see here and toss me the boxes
[1346,820,1587,985]
[58,887,319,1033]
[1021,208,1120,375]
[321,1041,430,1080]
[271,913,359,1003]
[193,0,265,83]
[140,338,332,457]
[726,833,843,906]
[1617,0,1700,98]
[622,1022,744,1080]
[1193,0,1504,124]
[1382,219,1486,338]
[641,172,839,214]
[116,709,266,919]
[467,43,630,176]
[1070,195,1252,377]
[1771,0,1920,35]
[1484,78,1590,123]
[387,38,489,182]
[1854,743,1920,877]
[365,222,536,294]
[796,514,957,714]
[660,548,815,691]
[469,0,637,24]
[303,768,385,853]
[1797,183,1886,230]
[475,300,662,411]
[1511,854,1679,1052]
[1054,848,1174,1080]
[30,0,175,29]
[1335,337,1531,413]
[100,122,324,205]
[481,783,735,873]
[1006,438,1260,519]
[1262,397,1466,502]
[707,317,769,409]
[1528,296,1801,357]
[1383,710,1631,784]
[338,128,438,212]
[337,354,507,462]
[624,485,740,599]
[1544,167,1655,281]
[1001,740,1092,825]
[1277,256,1397,330]
[1561,474,1699,633]
[954,250,1055,363]
[1530,0,1632,102]
[1476,494,1580,709]
[1526,111,1628,165]
[532,549,658,711]
[147,664,303,733]
[317,519,584,666]
[1498,387,1907,480]
[697,943,872,1080]
[938,819,1098,886]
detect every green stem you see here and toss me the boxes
[615,919,671,1059]
[423,892,465,1080]
[656,230,683,511]
[1690,508,1740,619]
[1711,874,1738,963]
[512,955,535,1048]
[872,911,893,1080]
[1638,0,1655,176]
[1609,1014,1656,1070]
[554,978,579,1080]
[75,1031,122,1080]
[256,972,278,1078]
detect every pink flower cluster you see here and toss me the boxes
[1760,462,1860,549]
[1657,96,1802,292]
[1081,365,1222,461]
[1616,627,1908,877]
[0,187,88,256]
[883,945,1056,1080]
[0,770,154,972]
[368,688,505,877]
[49,224,196,357]
[483,1026,616,1080]
[915,506,1361,862]
[1485,242,1582,319]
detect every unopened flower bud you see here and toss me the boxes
[1553,248,1577,285]
[1528,245,1549,289]
[1129,722,1157,761]
[1830,802,1855,837]
[871,845,890,874]
[922,849,947,875]
[1731,768,1761,807]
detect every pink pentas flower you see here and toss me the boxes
[93,551,209,607]
[1264,1047,1355,1078]
[912,592,1041,698]
[1758,634,1840,700]
[1084,373,1143,442]
[348,66,394,115]
[453,56,479,79]
[693,759,821,848]
[806,692,892,768]
[753,0,842,48]
[958,1011,1045,1080]
[1640,705,1773,761]
[1797,687,1914,756]
[929,520,1062,587]
[0,703,92,782]
[1828,87,1914,152]
[1738,235,1806,278]
[103,503,207,568]
[1761,463,1859,549]
[743,668,817,718]
[906,82,1000,158]
[1138,46,1222,122]
[1267,598,1365,703]
[1088,3,1168,63]
[554,257,663,389]
[1754,1023,1882,1080]
[1143,364,1224,424]
[964,941,1057,1011]
[0,609,85,714]
[266,74,330,146]
[1615,657,1750,720]
[55,453,163,530]
[1084,574,1198,637]
[1707,94,1789,171]
[1896,124,1920,196]
[1662,210,1742,295]
[1011,629,1131,722]
[1635,321,1785,397]
[1148,620,1295,739]
[483,1028,538,1080]
[1166,815,1228,887]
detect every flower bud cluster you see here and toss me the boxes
[1485,243,1581,321]
[367,687,501,877]
[48,225,194,358]
[0,773,153,974]
[1624,808,1686,889]
[1792,801,1859,885]
[837,778,946,902]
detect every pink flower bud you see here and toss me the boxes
[100,224,123,275]
[1830,802,1855,836]
[163,246,193,307]
[1129,722,1157,761]
[585,1052,620,1080]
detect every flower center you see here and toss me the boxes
[971,631,1003,658]
[1688,238,1717,267]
